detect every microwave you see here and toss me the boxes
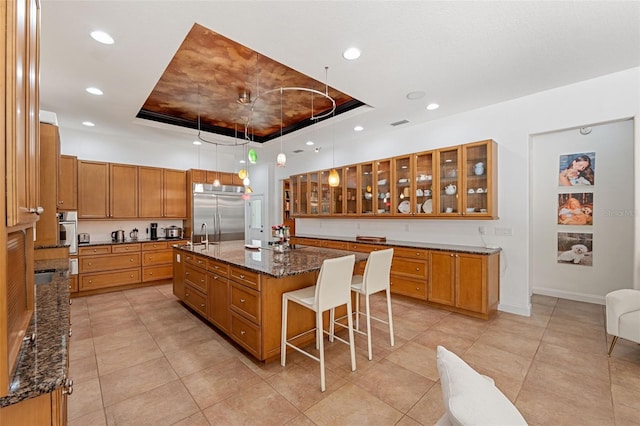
[58,211,78,255]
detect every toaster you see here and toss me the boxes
[78,233,90,243]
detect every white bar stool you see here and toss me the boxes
[350,248,394,360]
[280,254,356,392]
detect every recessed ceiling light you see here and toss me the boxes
[406,91,425,100]
[426,103,440,110]
[86,87,103,96]
[82,121,95,127]
[239,159,246,164]
[306,140,314,146]
[192,140,202,145]
[343,47,361,60]
[90,30,114,45]
[353,125,364,132]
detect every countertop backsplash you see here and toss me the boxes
[77,219,184,243]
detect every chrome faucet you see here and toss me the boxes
[200,223,208,250]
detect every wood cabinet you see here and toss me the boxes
[57,155,77,211]
[282,179,295,234]
[0,387,68,425]
[290,140,497,219]
[163,169,187,218]
[110,163,138,218]
[138,166,163,218]
[78,160,109,218]
[142,241,180,282]
[173,249,185,300]
[35,123,60,246]
[429,250,500,319]
[207,259,229,332]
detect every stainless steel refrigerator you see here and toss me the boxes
[192,184,246,243]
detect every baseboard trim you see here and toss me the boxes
[532,287,605,305]
[498,302,531,317]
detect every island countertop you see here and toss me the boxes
[174,240,369,278]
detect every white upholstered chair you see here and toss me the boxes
[347,248,394,360]
[280,254,356,392]
[606,289,640,356]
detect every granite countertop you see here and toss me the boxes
[34,243,71,250]
[293,234,501,255]
[78,237,187,247]
[175,240,369,278]
[0,261,70,408]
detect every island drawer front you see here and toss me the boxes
[391,258,428,279]
[230,312,261,359]
[230,282,261,325]
[142,250,173,266]
[80,268,141,290]
[142,265,173,282]
[229,266,260,290]
[78,245,111,256]
[184,253,207,268]
[112,243,141,253]
[207,259,229,277]
[184,284,208,318]
[320,240,349,250]
[80,253,142,273]
[184,264,207,293]
[142,241,168,251]
[393,247,428,259]
[348,243,387,253]
[390,276,427,300]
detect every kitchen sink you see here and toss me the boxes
[34,271,54,285]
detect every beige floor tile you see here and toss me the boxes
[69,353,98,384]
[104,379,199,426]
[90,318,145,338]
[396,414,425,425]
[406,381,445,425]
[171,410,212,426]
[304,382,403,425]
[85,290,128,306]
[541,326,607,355]
[546,314,606,339]
[68,408,106,426]
[534,341,610,382]
[430,313,490,342]
[608,337,640,364]
[610,357,640,394]
[95,334,163,376]
[92,324,151,354]
[412,328,474,356]
[476,326,541,359]
[385,341,439,381]
[202,381,300,425]
[489,316,546,340]
[67,378,103,421]
[237,351,289,380]
[611,383,640,410]
[284,413,316,425]
[464,342,532,381]
[531,293,558,307]
[350,358,435,413]
[153,323,219,354]
[69,336,95,361]
[164,338,236,377]
[89,305,140,325]
[182,357,262,409]
[613,400,640,426]
[555,298,604,316]
[100,357,178,407]
[70,323,92,340]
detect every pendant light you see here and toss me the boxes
[276,88,286,167]
[213,143,221,187]
[328,111,339,187]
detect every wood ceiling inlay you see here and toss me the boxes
[137,23,363,143]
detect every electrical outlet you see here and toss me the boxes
[478,226,487,235]
[494,227,513,236]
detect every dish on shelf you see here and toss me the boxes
[423,199,433,213]
[398,200,410,213]
[398,178,409,184]
[364,192,372,200]
[377,179,387,185]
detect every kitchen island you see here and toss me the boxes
[173,241,368,361]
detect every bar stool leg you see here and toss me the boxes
[317,311,326,392]
[346,299,357,371]
[386,287,395,347]
[281,296,288,366]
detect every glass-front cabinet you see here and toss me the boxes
[344,166,358,215]
[299,174,308,215]
[462,140,494,217]
[308,171,320,215]
[375,160,392,215]
[291,175,300,216]
[414,151,435,216]
[393,155,413,216]
[437,147,461,216]
[360,162,374,215]
[319,170,330,215]
[330,168,344,215]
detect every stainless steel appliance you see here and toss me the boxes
[111,229,125,242]
[150,223,158,240]
[193,184,246,243]
[58,211,78,255]
[78,233,90,244]
[163,225,183,239]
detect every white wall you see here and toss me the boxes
[57,67,640,316]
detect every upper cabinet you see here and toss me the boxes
[138,166,163,218]
[58,155,77,211]
[289,139,497,220]
[163,169,187,218]
[35,124,60,246]
[78,161,109,218]
[110,163,138,218]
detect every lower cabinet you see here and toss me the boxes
[207,259,229,332]
[0,387,68,425]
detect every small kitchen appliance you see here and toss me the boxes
[129,228,139,240]
[111,229,125,242]
[78,233,90,244]
[150,223,158,240]
[163,226,183,239]
[58,211,78,255]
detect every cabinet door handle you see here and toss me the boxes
[185,272,190,275]
[93,249,97,252]
[185,293,190,297]
[59,200,64,204]
[240,299,245,303]
[29,206,44,215]
[130,258,134,262]
[239,274,245,279]
[149,256,153,260]
[200,304,205,308]
[240,330,246,336]
[416,267,420,271]
[88,262,92,266]
[88,279,92,283]
[130,274,134,278]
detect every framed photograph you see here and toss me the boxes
[558,193,593,225]
[557,232,592,266]
[559,152,595,186]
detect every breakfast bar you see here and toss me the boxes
[173,241,368,361]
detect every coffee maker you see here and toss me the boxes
[150,223,158,240]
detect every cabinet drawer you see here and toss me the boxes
[230,282,261,325]
[184,264,207,293]
[112,243,141,253]
[142,265,173,282]
[142,241,168,251]
[320,240,349,250]
[80,268,141,290]
[184,253,207,268]
[390,276,427,300]
[184,284,208,318]
[230,312,261,359]
[80,253,141,273]
[393,247,428,259]
[348,243,387,253]
[142,250,173,266]
[78,245,111,256]
[391,257,427,279]
[207,259,229,277]
[69,275,78,293]
[229,266,260,290]
[291,237,321,247]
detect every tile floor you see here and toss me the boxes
[67,284,640,425]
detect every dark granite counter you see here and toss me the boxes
[293,234,501,255]
[34,243,71,250]
[175,240,369,278]
[0,261,70,408]
[78,237,186,247]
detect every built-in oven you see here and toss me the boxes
[58,211,78,255]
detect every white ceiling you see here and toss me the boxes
[39,1,640,156]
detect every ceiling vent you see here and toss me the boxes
[292,149,304,154]
[390,119,410,127]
